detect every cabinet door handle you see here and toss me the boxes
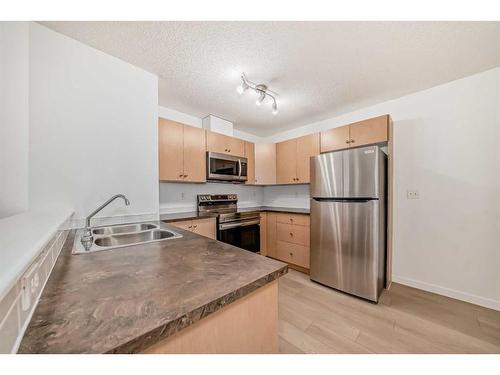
[188,225,192,229]
[350,139,355,143]
[289,232,293,236]
[228,149,231,152]
[289,252,293,256]
[179,174,183,177]
[193,225,197,229]
[184,174,188,178]
[345,140,350,144]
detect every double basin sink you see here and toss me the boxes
[73,222,182,254]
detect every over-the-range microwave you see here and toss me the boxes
[206,152,248,183]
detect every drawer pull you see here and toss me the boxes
[289,232,293,236]
[289,252,293,256]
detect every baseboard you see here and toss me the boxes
[392,275,500,311]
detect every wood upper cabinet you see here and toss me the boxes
[349,115,389,148]
[159,119,184,181]
[320,125,350,153]
[276,133,320,184]
[183,125,207,182]
[296,134,320,183]
[158,118,206,182]
[244,141,255,185]
[206,131,245,157]
[320,115,390,153]
[255,143,276,185]
[276,138,297,184]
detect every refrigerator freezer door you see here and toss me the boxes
[343,145,381,198]
[310,198,383,301]
[310,151,344,198]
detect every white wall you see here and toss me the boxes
[263,68,500,310]
[0,22,29,218]
[29,23,159,225]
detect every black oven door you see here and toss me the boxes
[218,220,260,253]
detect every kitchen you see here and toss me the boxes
[1,10,500,370]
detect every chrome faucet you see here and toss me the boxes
[81,194,130,251]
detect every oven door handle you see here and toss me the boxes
[219,219,260,230]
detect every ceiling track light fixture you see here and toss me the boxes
[237,72,278,115]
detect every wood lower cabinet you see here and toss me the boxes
[170,217,216,240]
[244,141,255,185]
[276,133,319,184]
[266,212,277,259]
[320,115,390,153]
[142,280,278,354]
[276,241,310,269]
[263,212,310,271]
[158,119,206,182]
[254,143,276,185]
[259,212,267,256]
[207,131,245,157]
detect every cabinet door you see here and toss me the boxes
[296,133,320,183]
[276,139,297,184]
[244,141,255,185]
[259,212,267,256]
[266,213,277,258]
[159,119,184,181]
[255,143,276,185]
[192,218,216,239]
[320,125,350,153]
[228,137,245,157]
[206,131,231,154]
[349,115,388,147]
[183,126,206,182]
[170,220,193,232]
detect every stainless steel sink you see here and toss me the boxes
[92,223,157,235]
[94,229,176,247]
[73,222,182,254]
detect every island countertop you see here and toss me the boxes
[18,222,287,354]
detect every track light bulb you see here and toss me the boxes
[237,81,249,95]
[256,92,265,107]
[272,101,278,115]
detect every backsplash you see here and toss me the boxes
[263,184,310,208]
[159,182,310,213]
[159,182,264,213]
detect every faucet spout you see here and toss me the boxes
[81,194,130,251]
[85,194,130,228]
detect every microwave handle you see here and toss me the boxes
[238,159,242,178]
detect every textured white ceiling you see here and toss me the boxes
[41,21,500,136]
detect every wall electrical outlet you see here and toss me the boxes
[407,189,419,199]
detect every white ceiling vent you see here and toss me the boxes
[202,115,233,136]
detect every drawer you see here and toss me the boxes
[276,241,310,269]
[276,213,310,226]
[276,223,310,247]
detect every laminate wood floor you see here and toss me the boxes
[278,270,500,354]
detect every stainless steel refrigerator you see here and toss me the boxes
[310,145,387,302]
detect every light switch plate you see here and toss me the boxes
[407,189,419,199]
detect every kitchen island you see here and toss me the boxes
[18,222,287,354]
